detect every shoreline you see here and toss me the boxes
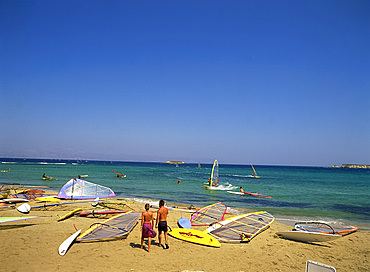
[1,195,369,271]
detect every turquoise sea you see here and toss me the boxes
[1,158,369,230]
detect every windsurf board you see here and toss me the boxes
[0,198,29,203]
[168,228,220,247]
[58,229,81,256]
[227,191,273,199]
[58,208,83,221]
[276,231,341,243]
[35,196,61,202]
[78,209,128,217]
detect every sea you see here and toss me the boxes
[1,158,369,230]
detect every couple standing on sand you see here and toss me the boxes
[141,199,169,252]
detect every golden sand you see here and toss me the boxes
[1,199,369,272]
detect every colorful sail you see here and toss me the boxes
[210,159,219,186]
[77,211,140,242]
[205,211,274,243]
[57,178,115,200]
[190,202,226,226]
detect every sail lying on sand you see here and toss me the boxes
[77,211,140,242]
[58,178,115,200]
[205,211,274,243]
[294,221,359,235]
[190,202,227,226]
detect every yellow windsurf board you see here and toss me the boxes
[168,228,220,247]
[58,208,83,222]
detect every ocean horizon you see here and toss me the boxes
[1,157,369,230]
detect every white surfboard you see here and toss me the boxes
[17,203,31,213]
[58,229,81,256]
[276,231,341,243]
[227,191,244,195]
[0,198,29,203]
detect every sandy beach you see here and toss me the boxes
[1,198,369,272]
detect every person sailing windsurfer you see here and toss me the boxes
[208,178,211,186]
[141,203,156,252]
[156,199,169,249]
[240,187,244,193]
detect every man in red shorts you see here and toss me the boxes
[141,203,156,252]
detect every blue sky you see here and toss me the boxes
[1,0,369,166]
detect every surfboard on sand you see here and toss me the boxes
[58,229,81,256]
[276,231,341,243]
[0,198,29,203]
[35,196,61,202]
[58,208,83,221]
[168,228,220,247]
[178,217,191,229]
[78,209,128,217]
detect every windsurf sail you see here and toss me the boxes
[205,211,274,243]
[77,211,140,242]
[250,162,260,178]
[294,221,359,235]
[190,202,226,226]
[209,159,219,187]
[57,178,115,200]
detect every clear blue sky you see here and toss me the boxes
[1,0,369,166]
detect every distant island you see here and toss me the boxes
[330,164,370,169]
[164,161,185,165]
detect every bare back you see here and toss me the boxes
[157,207,168,222]
[142,211,153,224]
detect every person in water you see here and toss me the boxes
[42,173,46,178]
[156,199,169,249]
[141,203,156,252]
[240,186,244,193]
